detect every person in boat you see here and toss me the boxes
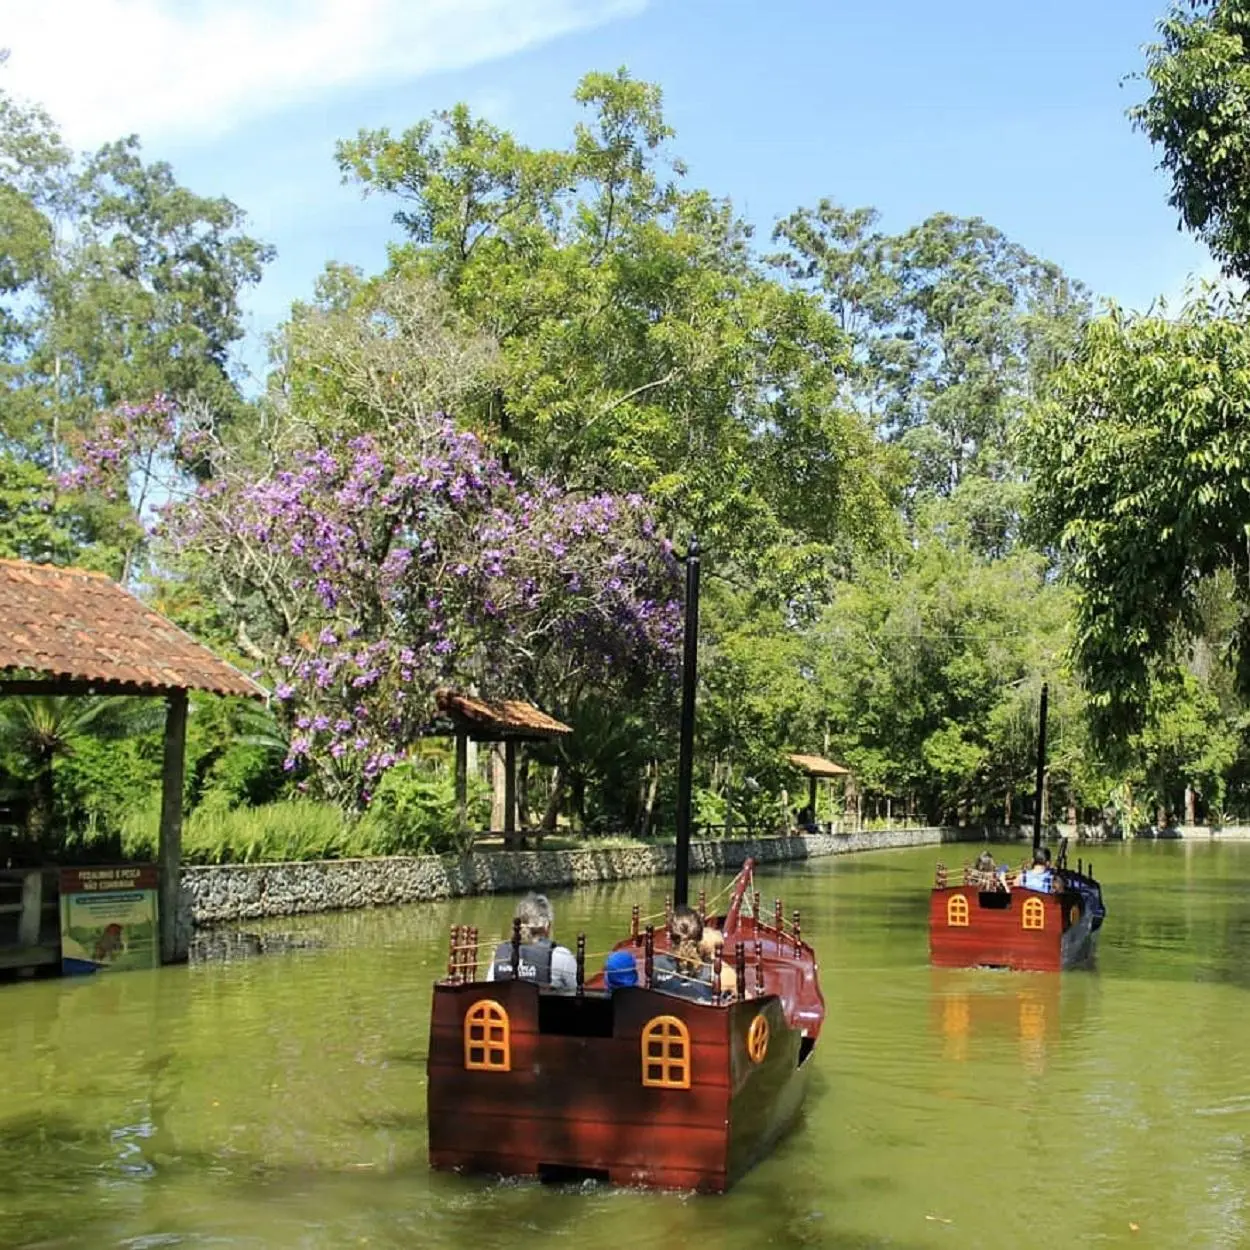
[486,892,577,989]
[653,906,716,1001]
[1020,848,1054,892]
[603,949,639,991]
[698,926,724,965]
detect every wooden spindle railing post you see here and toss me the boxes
[665,896,673,936]
[735,940,746,998]
[698,888,706,920]
[792,909,801,954]
[774,898,783,936]
[755,939,765,996]
[469,926,479,980]
[644,925,655,988]
[631,903,640,945]
[447,925,460,981]
[713,948,723,999]
[510,916,522,980]
[576,933,586,997]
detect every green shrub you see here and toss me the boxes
[358,762,489,856]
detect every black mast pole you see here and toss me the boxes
[674,537,701,908]
[1032,681,1049,857]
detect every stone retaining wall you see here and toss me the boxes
[181,826,990,928]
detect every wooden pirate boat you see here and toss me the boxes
[927,683,1107,973]
[928,849,1105,972]
[425,541,824,1192]
[426,859,824,1192]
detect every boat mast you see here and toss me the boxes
[674,536,701,907]
[1031,681,1048,856]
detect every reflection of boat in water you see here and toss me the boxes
[930,968,1064,1066]
[424,542,825,1192]
[927,682,1107,972]
[426,858,824,1192]
[929,852,1106,972]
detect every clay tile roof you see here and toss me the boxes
[434,688,571,740]
[787,752,851,778]
[0,558,265,699]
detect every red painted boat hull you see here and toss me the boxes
[427,977,814,1192]
[928,885,1097,972]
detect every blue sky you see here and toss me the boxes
[5,0,1213,385]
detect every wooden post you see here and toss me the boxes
[17,870,41,948]
[504,739,517,844]
[159,689,188,965]
[807,776,817,821]
[454,731,468,835]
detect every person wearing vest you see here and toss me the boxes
[486,891,577,989]
[1020,848,1054,892]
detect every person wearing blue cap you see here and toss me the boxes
[603,949,639,991]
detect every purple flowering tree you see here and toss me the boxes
[68,400,682,807]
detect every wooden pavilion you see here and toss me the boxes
[0,558,265,968]
[787,752,851,830]
[433,689,571,843]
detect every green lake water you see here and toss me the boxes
[2,840,1249,1249]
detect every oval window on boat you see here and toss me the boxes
[747,1012,770,1064]
[1022,897,1045,931]
[641,1015,692,1090]
[947,894,970,927]
[463,999,511,1072]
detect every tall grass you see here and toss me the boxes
[119,796,376,864]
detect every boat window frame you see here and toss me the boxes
[947,894,970,927]
[464,998,511,1072]
[1022,897,1046,931]
[641,1014,692,1090]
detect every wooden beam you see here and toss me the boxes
[17,870,41,947]
[159,689,189,965]
[504,739,517,843]
[0,678,173,698]
[454,731,468,834]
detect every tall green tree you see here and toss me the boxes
[1022,295,1250,739]
[336,71,898,584]
[1132,0,1250,281]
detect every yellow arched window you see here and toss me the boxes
[641,1015,691,1090]
[947,894,970,927]
[1022,897,1045,931]
[463,999,511,1071]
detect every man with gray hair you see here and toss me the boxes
[486,891,577,989]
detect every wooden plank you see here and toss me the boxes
[428,1073,731,1122]
[0,944,59,970]
[159,689,188,965]
[428,1032,733,1089]
[427,1111,729,1170]
[17,871,41,947]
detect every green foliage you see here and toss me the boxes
[807,537,1076,820]
[336,71,897,585]
[358,761,489,855]
[1022,294,1250,738]
[1132,1,1250,281]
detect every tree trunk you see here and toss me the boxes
[517,753,531,831]
[571,772,586,832]
[1185,785,1196,826]
[637,759,659,838]
[27,765,55,857]
[541,764,566,833]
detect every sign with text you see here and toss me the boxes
[59,865,160,975]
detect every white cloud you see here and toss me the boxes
[0,0,645,147]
